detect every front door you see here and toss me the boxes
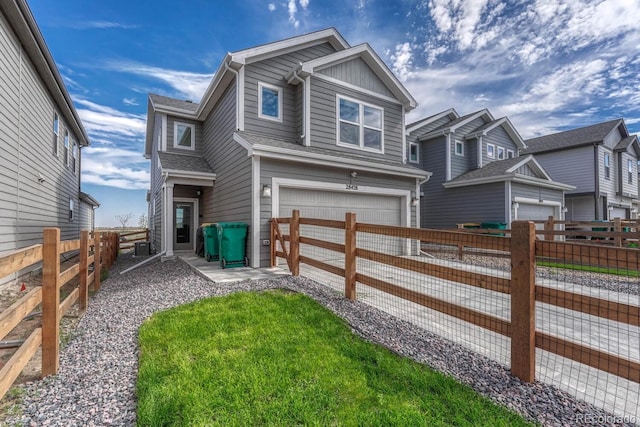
[174,202,194,251]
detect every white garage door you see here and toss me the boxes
[610,207,627,220]
[278,188,405,260]
[517,203,556,230]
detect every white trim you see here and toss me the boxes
[406,108,458,134]
[162,169,217,180]
[271,177,411,228]
[165,183,174,256]
[487,143,495,159]
[238,67,245,131]
[507,149,515,159]
[497,146,505,160]
[477,135,483,168]
[420,109,493,140]
[313,74,403,106]
[258,82,283,122]
[454,139,464,156]
[401,105,407,164]
[304,75,311,146]
[173,197,199,252]
[505,155,553,181]
[336,94,384,154]
[409,142,419,163]
[506,181,512,225]
[443,174,575,191]
[445,134,451,181]
[251,156,260,268]
[173,122,196,151]
[161,114,167,151]
[232,133,430,179]
[415,178,421,228]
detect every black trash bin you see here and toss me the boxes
[196,226,205,257]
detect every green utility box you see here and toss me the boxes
[202,223,219,262]
[216,222,249,269]
[480,222,508,236]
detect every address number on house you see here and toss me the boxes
[345,184,359,190]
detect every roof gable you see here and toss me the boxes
[523,119,624,154]
[464,117,526,149]
[418,109,494,141]
[406,108,459,134]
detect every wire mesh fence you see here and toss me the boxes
[271,212,640,422]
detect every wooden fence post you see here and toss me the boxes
[345,213,357,300]
[456,223,464,260]
[544,215,554,241]
[510,221,536,382]
[270,219,276,267]
[79,230,89,313]
[94,231,101,292]
[613,217,622,247]
[42,228,60,377]
[116,232,120,256]
[290,210,300,276]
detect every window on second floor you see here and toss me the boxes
[454,140,464,156]
[69,198,74,222]
[337,96,383,153]
[497,146,505,160]
[174,122,195,150]
[53,113,59,156]
[64,131,70,166]
[409,142,419,163]
[628,159,634,184]
[507,149,515,159]
[604,152,610,179]
[258,82,283,122]
[487,143,495,159]
[72,142,77,173]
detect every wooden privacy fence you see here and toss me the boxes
[271,211,640,385]
[118,229,150,251]
[0,228,118,400]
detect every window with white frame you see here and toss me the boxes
[409,142,419,163]
[507,149,515,159]
[337,96,383,152]
[454,140,464,156]
[53,113,59,156]
[64,130,70,165]
[497,146,505,160]
[258,82,283,122]
[604,152,610,179]
[69,198,74,222]
[174,122,195,150]
[487,143,495,158]
[72,142,77,173]
[628,158,634,184]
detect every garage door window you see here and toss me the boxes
[337,96,383,153]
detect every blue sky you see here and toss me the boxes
[28,0,640,227]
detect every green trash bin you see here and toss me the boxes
[202,223,219,262]
[216,222,249,269]
[480,222,507,236]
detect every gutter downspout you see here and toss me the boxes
[445,133,452,182]
[288,68,307,144]
[594,143,600,219]
[223,60,241,131]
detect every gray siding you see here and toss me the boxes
[450,117,486,179]
[619,151,638,198]
[420,136,447,226]
[566,195,596,221]
[243,42,336,142]
[598,146,616,197]
[516,164,537,177]
[0,9,81,262]
[482,126,518,165]
[148,113,164,252]
[317,57,393,97]
[202,80,253,254]
[260,158,417,266]
[534,145,595,193]
[165,116,204,156]
[309,76,404,161]
[406,114,455,168]
[511,182,564,203]
[78,201,94,231]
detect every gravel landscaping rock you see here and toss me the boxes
[4,252,636,426]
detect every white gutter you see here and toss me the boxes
[223,59,241,131]
[288,68,307,144]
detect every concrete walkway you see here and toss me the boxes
[177,251,289,283]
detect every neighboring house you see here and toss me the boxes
[145,28,429,267]
[79,192,100,232]
[0,0,96,283]
[407,108,573,229]
[523,119,640,221]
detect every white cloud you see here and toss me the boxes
[288,0,299,28]
[123,97,139,106]
[391,42,414,81]
[108,62,213,102]
[75,99,146,140]
[71,21,138,30]
[81,153,149,190]
[268,3,276,11]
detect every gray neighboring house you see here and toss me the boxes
[407,108,573,229]
[523,119,640,221]
[145,28,429,266]
[0,0,96,283]
[79,192,100,232]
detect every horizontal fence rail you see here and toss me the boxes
[272,211,640,418]
[0,228,119,400]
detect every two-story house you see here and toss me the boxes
[145,28,429,267]
[523,119,640,221]
[0,0,94,283]
[407,108,573,229]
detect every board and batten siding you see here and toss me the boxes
[317,57,394,98]
[534,145,595,194]
[243,42,337,142]
[201,81,253,252]
[309,76,404,162]
[0,9,81,258]
[260,158,417,266]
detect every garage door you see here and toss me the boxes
[279,188,404,260]
[517,203,556,230]
[610,207,627,220]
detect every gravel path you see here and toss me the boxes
[5,252,636,426]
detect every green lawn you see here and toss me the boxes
[137,290,532,426]
[537,260,639,277]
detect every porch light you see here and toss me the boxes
[411,197,419,207]
[262,184,272,198]
[562,206,568,213]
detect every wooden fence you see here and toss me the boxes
[271,211,639,385]
[0,229,119,400]
[117,229,150,251]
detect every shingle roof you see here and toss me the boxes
[158,152,215,174]
[236,131,425,173]
[150,93,199,112]
[522,119,622,154]
[426,110,485,135]
[615,136,636,151]
[447,156,526,183]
